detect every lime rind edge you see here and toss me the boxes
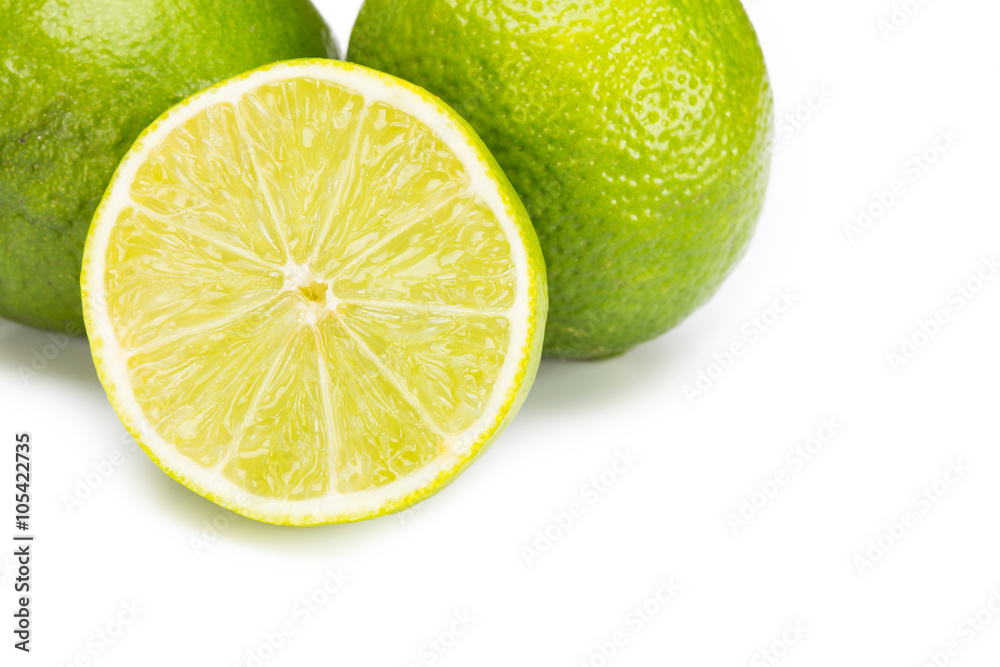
[81,58,547,525]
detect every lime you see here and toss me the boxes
[81,60,547,524]
[0,0,337,332]
[349,0,773,359]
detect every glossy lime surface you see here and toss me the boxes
[0,0,337,332]
[350,0,772,358]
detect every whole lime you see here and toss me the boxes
[0,0,337,332]
[349,0,772,359]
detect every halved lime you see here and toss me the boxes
[81,59,546,525]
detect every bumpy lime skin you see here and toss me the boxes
[0,0,338,333]
[349,0,773,359]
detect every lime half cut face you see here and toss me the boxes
[82,60,546,525]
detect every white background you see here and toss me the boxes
[3,0,1000,665]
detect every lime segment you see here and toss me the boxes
[82,60,546,524]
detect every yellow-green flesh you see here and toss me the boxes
[1,0,337,332]
[104,77,518,500]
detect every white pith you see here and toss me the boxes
[82,61,534,523]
